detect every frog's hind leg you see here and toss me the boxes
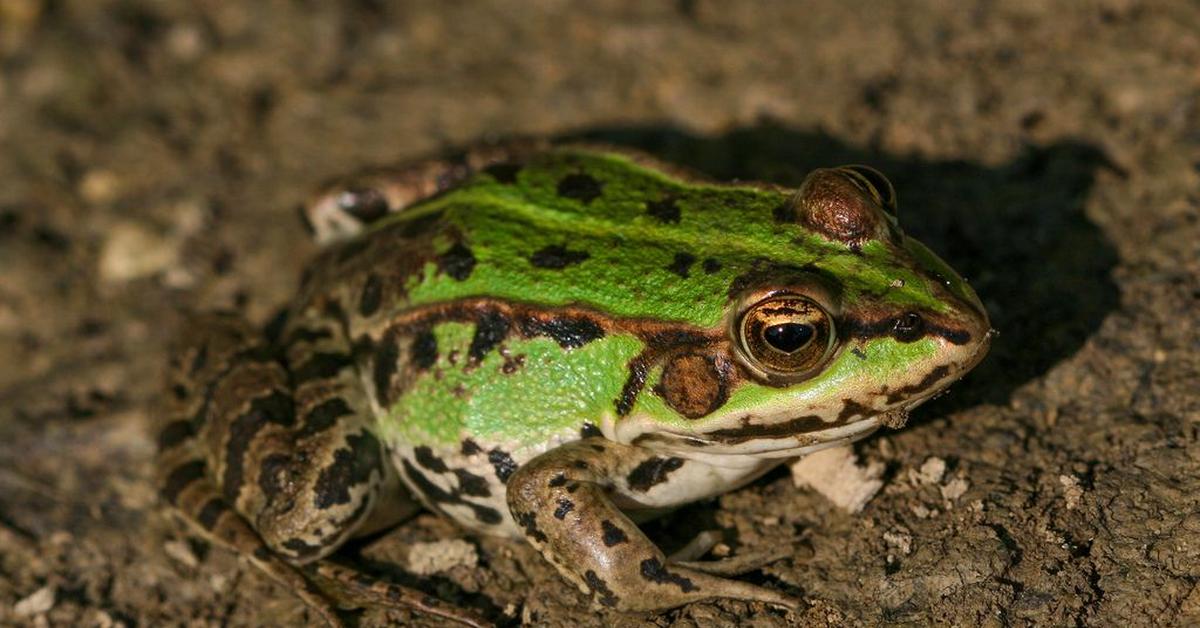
[159,312,488,627]
[158,313,345,625]
[302,138,548,246]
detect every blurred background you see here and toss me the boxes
[0,1,1197,626]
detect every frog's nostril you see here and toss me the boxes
[892,312,925,342]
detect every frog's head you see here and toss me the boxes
[622,165,991,459]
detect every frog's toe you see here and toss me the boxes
[672,544,799,577]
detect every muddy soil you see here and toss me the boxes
[1,1,1198,626]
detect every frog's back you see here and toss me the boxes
[302,147,945,332]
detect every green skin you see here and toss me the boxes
[157,144,991,626]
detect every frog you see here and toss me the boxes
[157,140,991,626]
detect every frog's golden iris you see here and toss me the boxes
[736,293,836,381]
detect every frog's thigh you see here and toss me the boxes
[304,138,547,245]
[506,439,797,612]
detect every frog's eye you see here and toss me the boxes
[737,295,836,379]
[840,165,897,216]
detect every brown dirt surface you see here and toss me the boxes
[2,1,1198,626]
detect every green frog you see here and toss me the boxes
[158,141,991,626]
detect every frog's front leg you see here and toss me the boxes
[506,439,799,612]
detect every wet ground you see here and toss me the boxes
[1,1,1198,626]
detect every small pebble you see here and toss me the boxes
[407,539,478,576]
[883,529,913,555]
[1059,474,1084,510]
[163,539,198,568]
[14,585,55,617]
[99,222,180,283]
[915,457,946,485]
[940,477,970,502]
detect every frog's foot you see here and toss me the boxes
[307,561,491,628]
[506,439,800,613]
[158,451,344,626]
[303,138,548,245]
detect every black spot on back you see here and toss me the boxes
[359,273,383,317]
[557,173,603,204]
[666,252,696,278]
[702,258,722,274]
[646,197,681,223]
[438,242,476,281]
[530,245,590,269]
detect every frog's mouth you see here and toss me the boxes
[631,414,884,460]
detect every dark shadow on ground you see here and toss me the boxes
[566,123,1122,414]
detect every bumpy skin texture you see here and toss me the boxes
[159,144,990,624]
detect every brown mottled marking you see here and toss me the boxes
[656,353,729,419]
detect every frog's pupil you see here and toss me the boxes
[763,323,813,354]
